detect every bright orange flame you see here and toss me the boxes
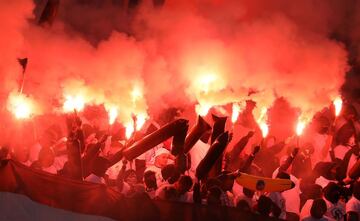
[8,93,33,119]
[231,103,242,123]
[197,73,218,94]
[131,85,143,104]
[108,107,118,125]
[124,113,148,140]
[333,97,343,117]
[259,122,269,138]
[256,107,269,138]
[125,121,134,139]
[136,113,147,130]
[296,121,306,136]
[195,103,211,116]
[63,95,85,112]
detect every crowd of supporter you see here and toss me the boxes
[1,102,360,221]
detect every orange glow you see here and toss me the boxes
[259,122,269,138]
[135,113,147,130]
[256,107,269,138]
[296,120,306,136]
[231,102,243,123]
[196,72,218,94]
[63,95,85,112]
[108,106,118,125]
[125,121,134,139]
[124,112,148,139]
[8,93,33,119]
[195,103,211,116]
[131,85,143,104]
[333,97,342,117]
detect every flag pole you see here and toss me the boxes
[17,58,28,94]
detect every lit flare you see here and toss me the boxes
[63,95,85,112]
[296,121,305,136]
[333,97,343,117]
[108,107,118,125]
[231,103,242,123]
[8,93,33,119]
[195,103,211,117]
[257,107,269,138]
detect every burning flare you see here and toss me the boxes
[63,95,85,112]
[125,121,134,140]
[231,102,242,123]
[195,103,211,117]
[107,106,118,125]
[124,112,148,139]
[7,92,34,119]
[259,122,269,138]
[296,120,306,136]
[131,85,143,104]
[333,97,343,117]
[257,107,269,138]
[196,72,218,94]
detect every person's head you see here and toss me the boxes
[276,171,290,180]
[323,182,341,204]
[38,148,55,168]
[207,186,222,206]
[353,181,360,201]
[124,169,137,186]
[92,157,110,177]
[310,198,327,219]
[236,199,251,212]
[144,171,157,190]
[0,146,9,160]
[256,195,272,216]
[243,187,255,199]
[154,148,171,169]
[161,164,176,181]
[175,175,193,195]
[218,171,236,191]
[313,161,337,180]
[164,186,177,201]
[303,184,323,200]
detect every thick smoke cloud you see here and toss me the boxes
[0,0,356,145]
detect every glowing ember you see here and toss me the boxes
[195,103,211,116]
[63,95,85,112]
[8,93,33,119]
[108,107,118,125]
[296,121,306,136]
[333,97,343,117]
[231,103,242,123]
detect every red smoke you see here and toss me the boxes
[0,0,353,145]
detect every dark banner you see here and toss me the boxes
[0,160,277,221]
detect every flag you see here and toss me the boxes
[17,57,28,74]
[0,160,272,221]
[38,0,60,25]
